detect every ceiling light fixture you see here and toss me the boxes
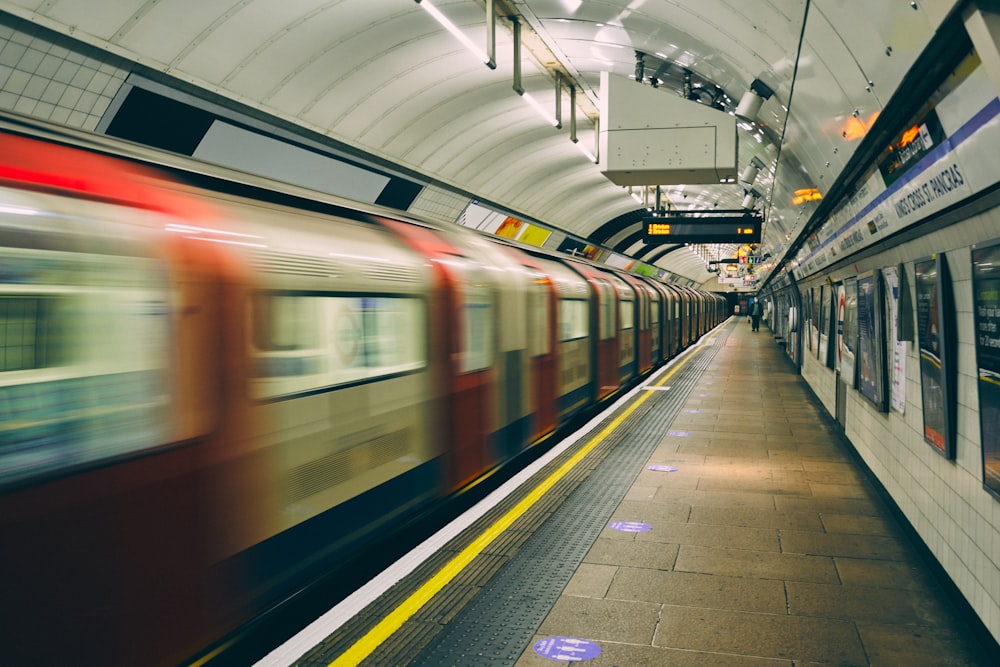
[569,83,598,162]
[521,91,560,127]
[415,0,496,69]
[740,156,765,185]
[512,17,560,127]
[742,188,762,209]
[735,79,775,121]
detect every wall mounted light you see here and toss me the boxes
[735,79,774,121]
[415,0,496,69]
[740,156,765,186]
[742,187,762,209]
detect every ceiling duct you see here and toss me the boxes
[598,72,737,186]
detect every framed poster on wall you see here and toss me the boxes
[971,239,1000,499]
[882,266,907,414]
[819,285,832,366]
[858,271,888,412]
[810,287,819,352]
[840,279,858,389]
[835,283,844,372]
[914,254,956,459]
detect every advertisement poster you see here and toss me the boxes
[835,284,845,373]
[857,272,887,411]
[819,285,831,366]
[840,280,858,389]
[882,266,907,414]
[972,240,1000,499]
[809,288,818,352]
[914,254,955,458]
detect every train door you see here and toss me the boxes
[618,272,655,374]
[511,251,561,443]
[546,260,592,419]
[638,276,667,366]
[374,219,497,491]
[695,289,707,335]
[662,283,682,356]
[565,260,619,401]
[607,272,638,384]
[648,281,664,364]
[676,285,692,347]
[466,237,535,461]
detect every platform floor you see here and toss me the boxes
[517,322,994,666]
[281,318,996,666]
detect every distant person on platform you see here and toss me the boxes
[750,299,763,332]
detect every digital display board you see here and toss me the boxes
[643,219,761,243]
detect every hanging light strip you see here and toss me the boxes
[512,17,559,127]
[521,92,560,127]
[574,137,596,162]
[415,0,496,69]
[568,83,597,162]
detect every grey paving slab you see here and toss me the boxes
[607,567,787,614]
[632,521,781,551]
[857,621,992,667]
[819,512,897,536]
[563,562,617,598]
[833,556,939,590]
[786,580,939,625]
[779,528,910,560]
[675,544,841,584]
[652,487,779,510]
[535,596,660,644]
[653,605,869,665]
[689,505,823,530]
[583,536,679,570]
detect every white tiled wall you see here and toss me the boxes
[798,208,1000,646]
[407,183,470,225]
[0,15,126,131]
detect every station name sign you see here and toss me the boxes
[643,217,761,244]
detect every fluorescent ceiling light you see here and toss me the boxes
[574,138,597,162]
[520,91,560,127]
[417,0,495,68]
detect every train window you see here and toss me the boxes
[528,279,550,357]
[460,294,493,373]
[248,293,426,398]
[0,297,65,371]
[597,282,615,340]
[651,298,660,326]
[252,294,320,351]
[0,244,173,490]
[619,299,635,331]
[558,299,588,341]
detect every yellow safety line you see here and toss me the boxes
[330,324,725,666]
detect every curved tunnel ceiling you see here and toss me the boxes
[0,0,956,287]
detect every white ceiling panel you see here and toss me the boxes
[814,0,935,108]
[37,0,147,42]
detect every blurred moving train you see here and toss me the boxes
[0,119,727,665]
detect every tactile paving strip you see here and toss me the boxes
[404,333,726,666]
